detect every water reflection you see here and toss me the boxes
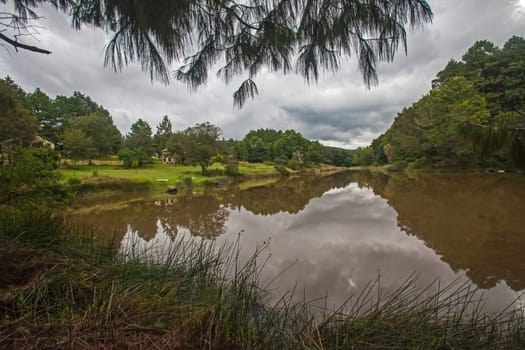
[72,171,525,311]
[352,172,525,291]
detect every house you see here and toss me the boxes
[161,148,176,164]
[31,136,55,150]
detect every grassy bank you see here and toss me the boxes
[60,161,280,193]
[1,210,524,349]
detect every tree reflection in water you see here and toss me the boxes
[73,171,525,305]
[352,171,525,291]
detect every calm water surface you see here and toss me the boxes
[73,171,525,312]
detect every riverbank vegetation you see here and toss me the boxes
[1,75,353,197]
[1,209,524,349]
[352,36,525,171]
[61,161,280,193]
[2,30,525,347]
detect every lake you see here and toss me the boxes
[72,171,525,313]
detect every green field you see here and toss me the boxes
[60,160,279,188]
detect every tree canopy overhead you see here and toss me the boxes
[2,0,432,106]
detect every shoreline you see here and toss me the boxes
[63,161,350,197]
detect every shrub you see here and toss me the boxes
[273,156,288,166]
[287,159,303,170]
[274,164,290,176]
[118,148,148,168]
[211,154,225,164]
[224,160,241,176]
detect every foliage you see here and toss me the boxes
[235,128,352,167]
[0,147,69,207]
[122,119,154,165]
[118,148,149,169]
[0,78,38,147]
[54,91,110,123]
[153,115,173,154]
[352,147,375,166]
[2,0,432,107]
[180,122,223,175]
[374,77,490,168]
[368,36,525,169]
[66,112,122,157]
[62,128,95,162]
[24,87,60,143]
[274,164,290,176]
[3,76,122,157]
[224,159,241,176]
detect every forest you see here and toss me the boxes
[352,36,525,170]
[0,75,353,175]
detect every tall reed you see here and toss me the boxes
[1,210,523,349]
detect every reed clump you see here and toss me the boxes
[1,210,524,349]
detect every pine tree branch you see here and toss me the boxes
[0,32,51,54]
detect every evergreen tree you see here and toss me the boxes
[153,115,173,154]
[0,78,38,147]
[1,0,432,106]
[124,119,154,157]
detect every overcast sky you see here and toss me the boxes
[1,0,524,149]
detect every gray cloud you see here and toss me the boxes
[0,0,524,148]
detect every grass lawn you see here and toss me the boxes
[59,160,279,187]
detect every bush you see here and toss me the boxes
[118,148,148,168]
[176,176,193,191]
[274,164,290,176]
[287,159,303,170]
[273,156,288,166]
[409,158,432,170]
[211,154,225,164]
[389,160,409,172]
[0,147,69,208]
[224,160,241,176]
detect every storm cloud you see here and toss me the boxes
[1,0,524,148]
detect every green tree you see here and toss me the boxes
[124,119,154,160]
[153,115,173,154]
[307,141,325,164]
[25,88,60,143]
[0,78,38,148]
[430,36,525,168]
[432,59,467,88]
[0,147,67,207]
[2,0,432,107]
[181,122,222,175]
[246,136,270,163]
[69,112,122,157]
[352,147,375,166]
[273,130,309,160]
[54,91,110,131]
[118,148,149,169]
[373,77,491,168]
[62,128,95,162]
[498,36,525,116]
[2,76,27,104]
